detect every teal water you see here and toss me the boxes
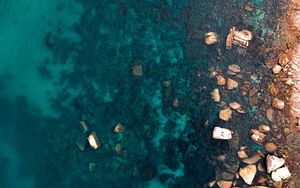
[0,0,282,187]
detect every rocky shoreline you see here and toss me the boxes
[204,1,300,187]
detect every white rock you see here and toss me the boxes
[213,127,232,140]
[87,132,100,149]
[272,65,282,74]
[266,155,285,173]
[271,167,291,181]
[239,165,257,185]
[205,32,218,45]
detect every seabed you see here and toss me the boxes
[0,0,299,188]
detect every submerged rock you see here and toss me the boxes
[205,32,218,45]
[227,78,238,90]
[229,102,241,110]
[219,108,233,121]
[114,123,125,133]
[266,155,285,173]
[239,165,257,185]
[227,64,241,75]
[132,64,143,76]
[271,166,291,181]
[211,88,221,102]
[212,127,232,140]
[217,75,226,85]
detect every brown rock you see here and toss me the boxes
[243,154,261,164]
[114,123,125,133]
[272,98,285,109]
[217,180,233,188]
[251,129,267,143]
[258,124,271,133]
[257,175,267,183]
[265,143,278,153]
[227,78,238,90]
[268,84,279,95]
[239,165,257,185]
[257,162,265,172]
[238,150,248,158]
[266,108,274,122]
[217,75,226,85]
[227,64,241,75]
[219,108,233,121]
[278,53,289,66]
[205,32,218,45]
[229,102,241,110]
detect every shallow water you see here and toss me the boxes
[0,0,284,187]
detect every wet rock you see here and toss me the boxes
[258,124,271,133]
[278,53,289,66]
[229,102,241,110]
[219,108,233,121]
[251,129,267,143]
[239,165,257,185]
[114,123,125,133]
[265,143,278,153]
[211,88,221,102]
[271,167,291,181]
[272,98,285,109]
[238,150,248,158]
[227,64,241,75]
[132,64,143,76]
[243,154,261,164]
[266,108,274,122]
[217,75,226,85]
[266,155,285,173]
[217,180,233,188]
[87,131,100,149]
[227,78,238,90]
[205,32,218,45]
[212,127,232,140]
[272,65,282,74]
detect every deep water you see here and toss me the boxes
[0,0,284,187]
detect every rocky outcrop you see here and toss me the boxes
[239,165,257,185]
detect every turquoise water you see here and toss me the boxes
[0,0,282,187]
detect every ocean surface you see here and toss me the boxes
[0,0,282,187]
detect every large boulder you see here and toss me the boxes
[266,155,285,173]
[213,127,232,140]
[271,167,291,181]
[239,165,257,185]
